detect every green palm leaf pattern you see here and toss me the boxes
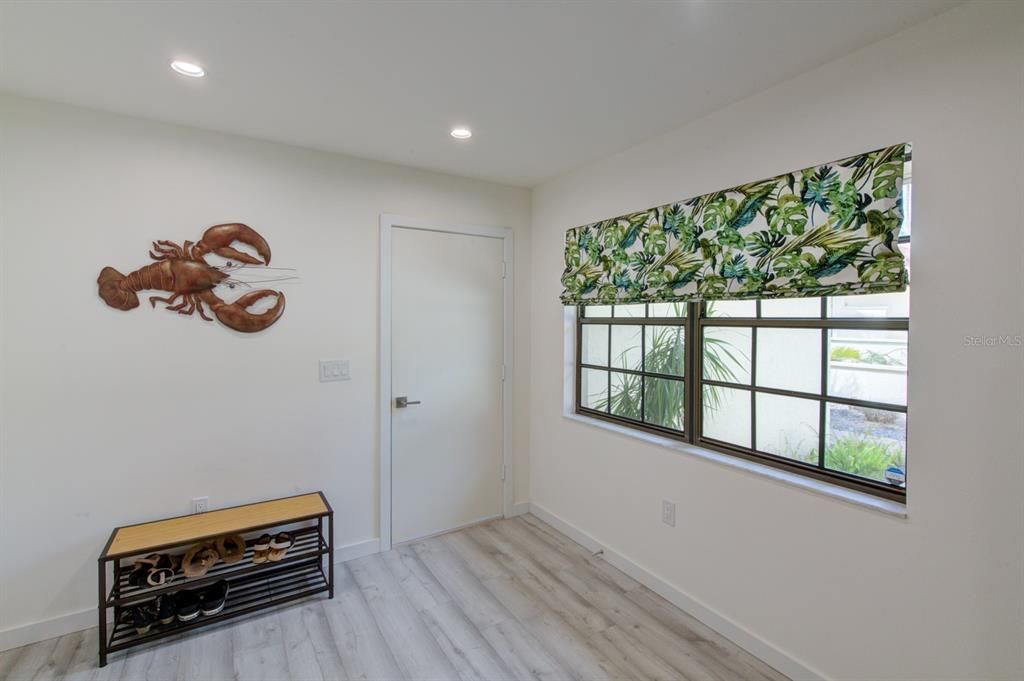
[560,143,908,305]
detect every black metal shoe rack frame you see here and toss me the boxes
[97,494,334,667]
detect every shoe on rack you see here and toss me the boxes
[155,593,176,626]
[182,544,220,578]
[147,554,181,587]
[198,580,230,616]
[252,534,272,564]
[216,534,246,564]
[268,532,294,562]
[119,604,155,635]
[127,554,160,588]
[128,553,182,588]
[174,589,201,622]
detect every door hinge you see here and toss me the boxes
[501,260,507,279]
[501,464,507,481]
[501,364,506,382]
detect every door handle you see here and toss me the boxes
[395,396,422,409]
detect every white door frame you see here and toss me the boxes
[379,214,514,552]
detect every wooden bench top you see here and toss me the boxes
[102,492,330,559]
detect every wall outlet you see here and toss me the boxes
[661,499,676,527]
[319,359,351,382]
[192,496,209,514]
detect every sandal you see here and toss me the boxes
[128,553,180,588]
[252,534,272,564]
[215,534,246,564]
[127,555,160,588]
[268,532,294,562]
[146,554,181,587]
[182,543,220,578]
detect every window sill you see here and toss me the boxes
[562,411,908,518]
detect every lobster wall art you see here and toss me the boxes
[97,223,291,333]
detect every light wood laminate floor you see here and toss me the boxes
[0,515,789,681]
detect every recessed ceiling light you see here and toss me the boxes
[170,60,205,78]
[450,127,472,140]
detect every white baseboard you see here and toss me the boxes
[508,501,530,517]
[335,537,381,563]
[0,537,382,653]
[0,608,101,653]
[528,503,826,681]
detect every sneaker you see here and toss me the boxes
[119,604,155,635]
[175,589,201,622]
[155,593,176,625]
[198,580,229,616]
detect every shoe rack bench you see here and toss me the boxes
[97,492,334,667]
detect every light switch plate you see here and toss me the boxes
[661,499,676,527]
[319,359,350,382]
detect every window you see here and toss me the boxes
[575,186,910,501]
[578,302,690,432]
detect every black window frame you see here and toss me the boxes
[576,303,694,440]
[575,243,909,503]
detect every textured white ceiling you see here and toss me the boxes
[0,1,958,186]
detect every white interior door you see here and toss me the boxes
[390,226,505,544]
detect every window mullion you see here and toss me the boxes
[818,298,828,469]
[819,323,827,471]
[751,325,757,452]
[640,309,646,424]
[688,301,700,443]
[750,299,760,452]
[607,317,612,412]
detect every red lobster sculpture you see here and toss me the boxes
[97,223,286,333]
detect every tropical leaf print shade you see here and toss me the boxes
[560,144,909,305]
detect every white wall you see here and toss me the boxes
[0,96,531,635]
[529,3,1023,680]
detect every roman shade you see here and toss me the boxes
[560,143,908,305]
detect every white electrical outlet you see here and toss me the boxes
[192,496,209,514]
[661,499,676,527]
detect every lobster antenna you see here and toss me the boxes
[223,276,301,286]
[245,265,297,271]
[234,276,302,284]
[218,263,298,273]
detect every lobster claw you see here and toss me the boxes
[200,290,285,333]
[193,223,272,266]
